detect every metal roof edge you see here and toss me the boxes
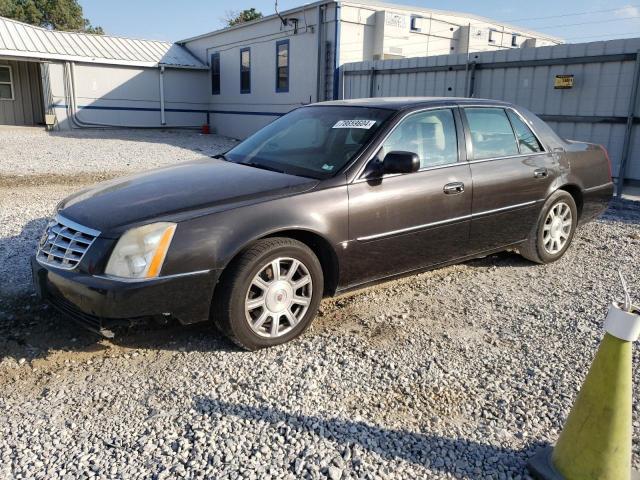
[176,0,334,44]
[0,49,207,69]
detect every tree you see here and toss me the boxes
[223,8,262,27]
[0,0,104,34]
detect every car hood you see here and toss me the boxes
[58,158,319,235]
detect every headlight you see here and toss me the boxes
[105,223,176,279]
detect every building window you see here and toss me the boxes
[410,16,422,32]
[488,29,497,44]
[0,65,13,100]
[511,34,518,47]
[276,39,289,93]
[210,53,220,95]
[240,47,251,94]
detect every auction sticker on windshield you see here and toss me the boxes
[333,120,377,129]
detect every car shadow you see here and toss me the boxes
[600,198,640,225]
[191,396,547,476]
[0,297,239,364]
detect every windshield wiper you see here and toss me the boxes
[240,161,288,175]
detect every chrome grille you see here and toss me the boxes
[36,215,100,270]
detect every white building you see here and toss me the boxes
[0,16,209,129]
[179,0,562,138]
[0,1,561,137]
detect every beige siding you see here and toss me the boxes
[0,59,44,125]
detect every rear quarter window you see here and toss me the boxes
[507,110,544,153]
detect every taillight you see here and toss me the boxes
[600,145,612,181]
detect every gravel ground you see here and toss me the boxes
[0,127,236,178]
[0,128,236,298]
[1,128,639,479]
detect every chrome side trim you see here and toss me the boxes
[356,214,472,241]
[584,182,614,193]
[471,200,539,218]
[466,151,549,165]
[94,269,212,283]
[356,200,540,242]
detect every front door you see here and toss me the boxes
[347,107,472,286]
[462,107,557,252]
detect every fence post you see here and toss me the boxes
[616,50,640,198]
[467,61,477,97]
[369,67,377,98]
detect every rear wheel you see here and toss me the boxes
[213,238,323,350]
[519,190,577,264]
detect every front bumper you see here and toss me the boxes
[32,256,221,336]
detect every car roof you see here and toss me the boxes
[315,97,514,111]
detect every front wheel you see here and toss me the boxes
[213,238,324,350]
[519,190,578,264]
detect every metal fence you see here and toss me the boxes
[341,38,640,186]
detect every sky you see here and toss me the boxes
[80,0,640,43]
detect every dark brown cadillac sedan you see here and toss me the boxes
[32,98,613,349]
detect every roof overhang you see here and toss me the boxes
[177,0,334,44]
[0,49,208,69]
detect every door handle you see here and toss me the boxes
[443,182,465,194]
[534,168,548,179]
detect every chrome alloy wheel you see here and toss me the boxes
[245,257,313,338]
[543,201,572,254]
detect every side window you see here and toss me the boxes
[465,108,519,160]
[210,53,220,95]
[0,65,13,100]
[378,109,458,169]
[507,110,543,153]
[276,40,289,92]
[240,48,251,94]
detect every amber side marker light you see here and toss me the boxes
[146,224,176,278]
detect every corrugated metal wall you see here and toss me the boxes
[0,59,44,125]
[342,38,640,182]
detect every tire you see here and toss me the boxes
[519,190,578,264]
[213,238,324,350]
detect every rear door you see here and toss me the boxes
[346,107,472,285]
[462,107,557,252]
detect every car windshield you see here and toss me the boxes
[223,106,394,179]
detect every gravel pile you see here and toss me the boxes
[1,129,639,478]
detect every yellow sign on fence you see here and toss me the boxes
[554,74,574,89]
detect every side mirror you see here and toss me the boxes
[382,151,420,174]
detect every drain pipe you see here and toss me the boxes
[316,4,324,102]
[159,65,166,126]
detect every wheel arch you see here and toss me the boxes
[555,183,584,219]
[218,228,341,297]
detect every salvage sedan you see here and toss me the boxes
[32,98,613,349]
